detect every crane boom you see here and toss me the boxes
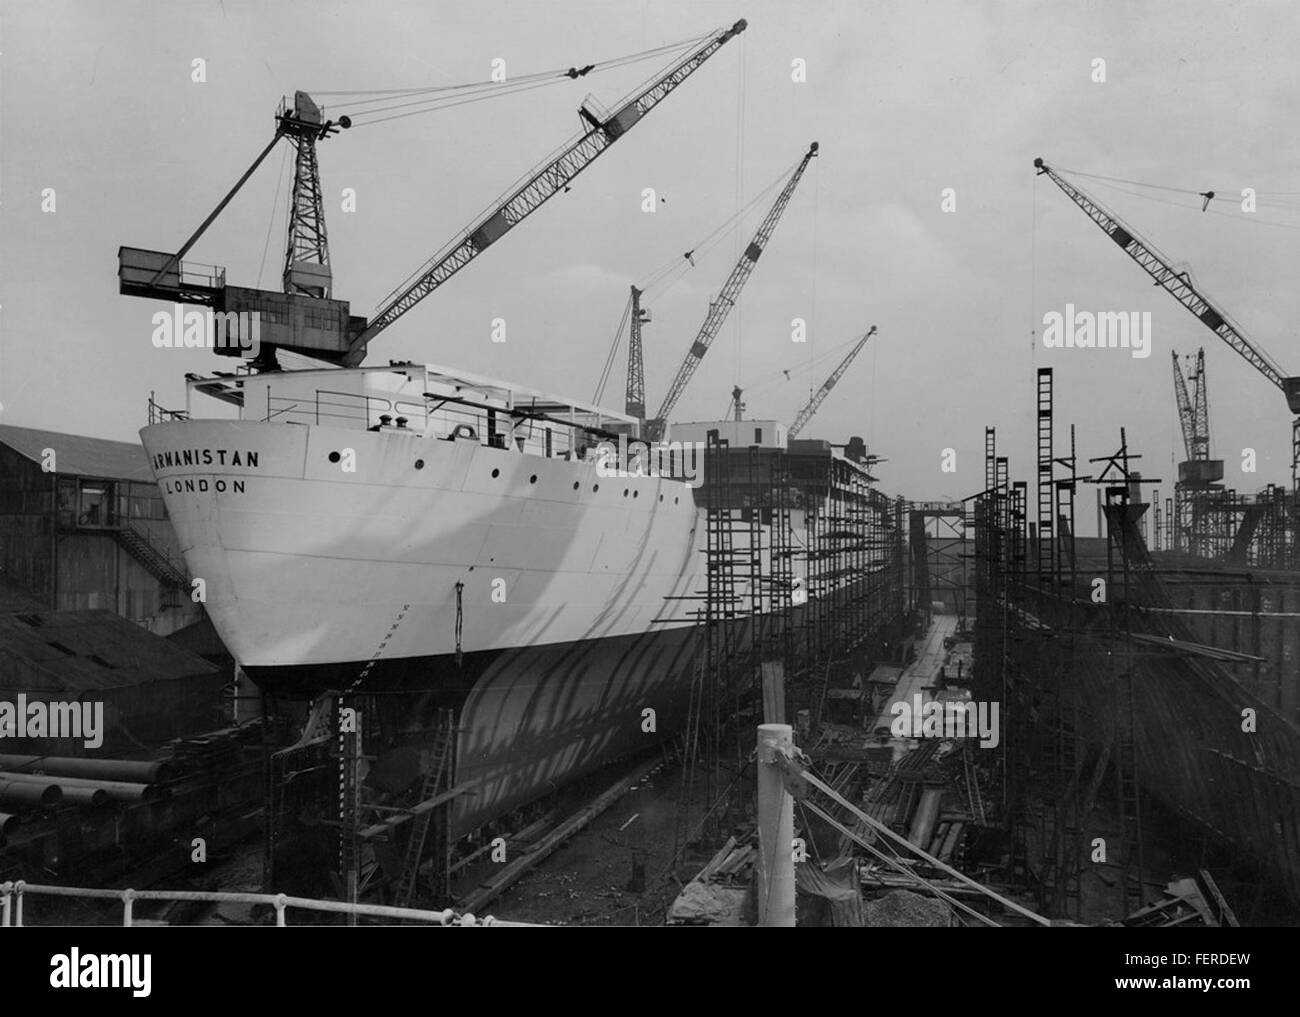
[647,141,819,439]
[1171,350,1199,461]
[1034,158,1300,409]
[347,21,748,359]
[788,325,877,438]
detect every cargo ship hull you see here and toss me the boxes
[142,365,901,839]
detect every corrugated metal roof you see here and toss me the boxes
[0,424,154,482]
[0,609,217,692]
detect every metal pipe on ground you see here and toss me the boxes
[0,772,156,803]
[0,812,19,837]
[57,786,112,807]
[0,755,174,784]
[907,787,943,848]
[0,779,63,808]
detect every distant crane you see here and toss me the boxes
[624,285,651,419]
[119,22,748,368]
[1034,158,1300,509]
[787,325,877,439]
[1171,349,1219,479]
[1171,348,1223,556]
[645,141,819,441]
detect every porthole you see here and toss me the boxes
[593,484,600,492]
[623,489,629,497]
[414,459,425,470]
[674,497,679,504]
[530,475,538,484]
[633,490,638,499]
[491,468,500,479]
[328,451,341,463]
[573,481,580,490]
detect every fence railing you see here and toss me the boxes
[0,881,538,927]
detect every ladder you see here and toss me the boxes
[1115,668,1144,915]
[394,712,456,908]
[962,745,987,825]
[809,661,831,729]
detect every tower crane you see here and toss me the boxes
[625,285,650,418]
[1170,347,1223,556]
[1033,158,1300,505]
[787,325,877,439]
[119,22,747,367]
[645,141,819,442]
[1170,348,1220,482]
[119,91,352,368]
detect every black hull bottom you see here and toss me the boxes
[248,580,906,840]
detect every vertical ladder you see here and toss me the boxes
[1104,482,1146,916]
[703,431,737,816]
[394,709,456,908]
[768,452,794,667]
[963,744,987,825]
[337,694,360,924]
[1036,369,1055,582]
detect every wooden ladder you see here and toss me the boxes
[394,718,455,908]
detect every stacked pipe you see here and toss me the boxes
[0,755,173,784]
[0,755,169,812]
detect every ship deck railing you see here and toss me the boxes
[0,880,540,927]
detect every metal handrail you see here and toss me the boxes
[0,880,539,927]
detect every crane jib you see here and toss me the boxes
[348,20,748,356]
[648,140,819,437]
[1037,157,1300,410]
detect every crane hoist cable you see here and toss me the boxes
[737,331,873,406]
[787,325,876,439]
[349,21,749,356]
[1060,167,1300,229]
[256,142,291,288]
[1052,164,1300,210]
[593,157,803,413]
[592,295,634,406]
[339,36,715,128]
[311,33,709,105]
[646,140,819,440]
[637,159,797,295]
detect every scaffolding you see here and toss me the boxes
[966,369,1300,918]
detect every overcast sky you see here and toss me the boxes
[3,0,1299,524]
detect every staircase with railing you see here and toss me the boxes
[112,526,190,590]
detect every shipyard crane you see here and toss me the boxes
[1171,349,1220,478]
[787,325,877,439]
[625,285,651,418]
[120,23,747,368]
[119,91,351,367]
[1170,347,1225,556]
[1034,158,1300,493]
[349,22,748,361]
[645,141,820,441]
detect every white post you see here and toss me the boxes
[756,724,796,927]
